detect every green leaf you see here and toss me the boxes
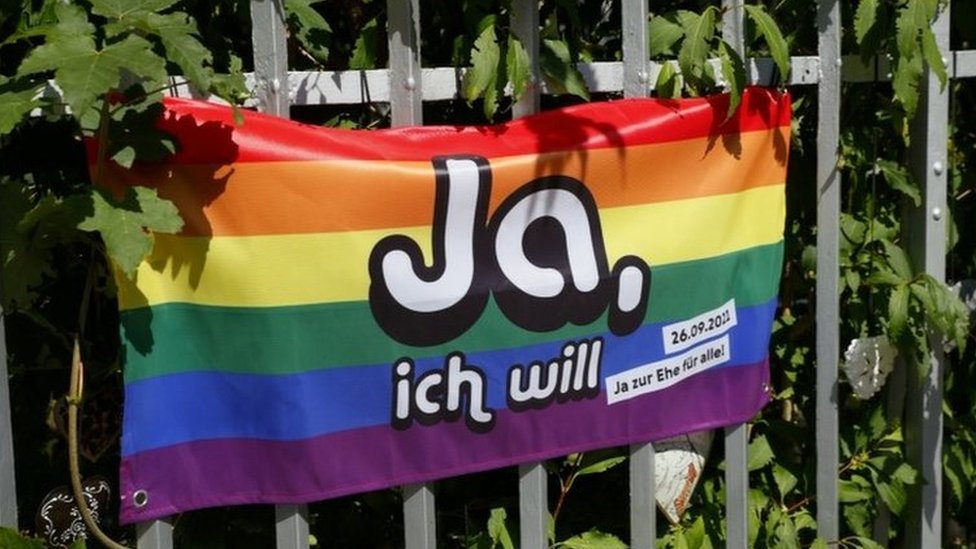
[880,239,914,280]
[540,39,590,101]
[487,507,515,549]
[809,538,829,549]
[19,34,166,117]
[576,455,627,477]
[463,25,500,104]
[887,283,910,343]
[648,14,684,57]
[559,529,627,549]
[90,0,180,19]
[349,18,379,70]
[838,478,872,502]
[77,187,183,277]
[717,40,746,118]
[895,4,920,61]
[876,159,920,206]
[0,77,40,137]
[284,0,332,64]
[677,8,714,87]
[919,26,948,90]
[772,463,798,498]
[747,434,774,471]
[744,4,790,83]
[0,527,45,549]
[506,35,530,101]
[854,0,878,47]
[655,60,680,99]
[892,53,923,118]
[146,12,215,92]
[875,476,908,515]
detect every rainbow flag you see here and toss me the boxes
[111,88,790,523]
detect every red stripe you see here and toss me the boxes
[160,87,791,165]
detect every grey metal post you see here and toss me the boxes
[136,517,174,549]
[622,0,650,98]
[904,1,950,546]
[720,3,749,547]
[511,2,548,547]
[724,424,749,548]
[621,1,656,546]
[387,2,436,547]
[275,504,310,549]
[511,0,541,118]
[0,307,16,527]
[250,0,290,117]
[816,0,842,542]
[388,0,423,127]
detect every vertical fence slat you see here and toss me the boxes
[0,307,16,528]
[403,484,436,549]
[136,517,174,549]
[720,3,749,547]
[511,0,540,118]
[904,1,950,546]
[622,0,650,98]
[628,444,655,547]
[387,2,435,547]
[249,0,289,117]
[724,425,749,548]
[622,1,656,545]
[387,0,423,127]
[275,504,310,549]
[511,2,548,546]
[816,0,842,542]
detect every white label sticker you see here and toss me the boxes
[661,299,738,355]
[606,335,731,405]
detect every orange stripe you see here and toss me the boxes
[105,127,788,237]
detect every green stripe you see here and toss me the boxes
[122,242,783,382]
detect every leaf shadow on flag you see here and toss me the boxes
[117,108,238,355]
[702,89,789,165]
[516,106,626,181]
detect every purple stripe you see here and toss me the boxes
[119,358,770,524]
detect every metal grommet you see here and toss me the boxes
[133,490,149,508]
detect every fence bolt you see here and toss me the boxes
[932,206,943,221]
[405,77,416,90]
[271,78,281,94]
[933,161,944,175]
[835,58,842,67]
[638,71,649,84]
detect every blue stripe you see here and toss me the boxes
[122,300,776,455]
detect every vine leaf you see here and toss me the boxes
[919,26,948,90]
[540,38,590,101]
[854,0,878,48]
[284,0,332,64]
[881,239,914,280]
[89,0,181,19]
[560,529,627,549]
[462,25,502,118]
[0,77,40,137]
[747,434,775,471]
[487,508,515,549]
[876,159,920,206]
[78,187,183,277]
[18,34,166,117]
[146,13,215,93]
[506,34,530,101]
[718,40,746,117]
[655,60,680,98]
[349,17,379,70]
[648,14,684,57]
[887,283,910,343]
[677,7,715,89]
[744,4,790,83]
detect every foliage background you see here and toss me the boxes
[0,0,974,547]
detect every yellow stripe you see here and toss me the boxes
[119,185,784,310]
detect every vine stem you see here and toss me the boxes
[69,337,131,549]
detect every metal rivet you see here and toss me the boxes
[405,77,416,90]
[886,72,893,80]
[941,56,948,66]
[637,70,649,84]
[271,78,281,93]
[835,58,842,67]
[932,207,943,221]
[934,161,944,175]
[133,490,149,508]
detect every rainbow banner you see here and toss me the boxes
[111,88,790,523]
